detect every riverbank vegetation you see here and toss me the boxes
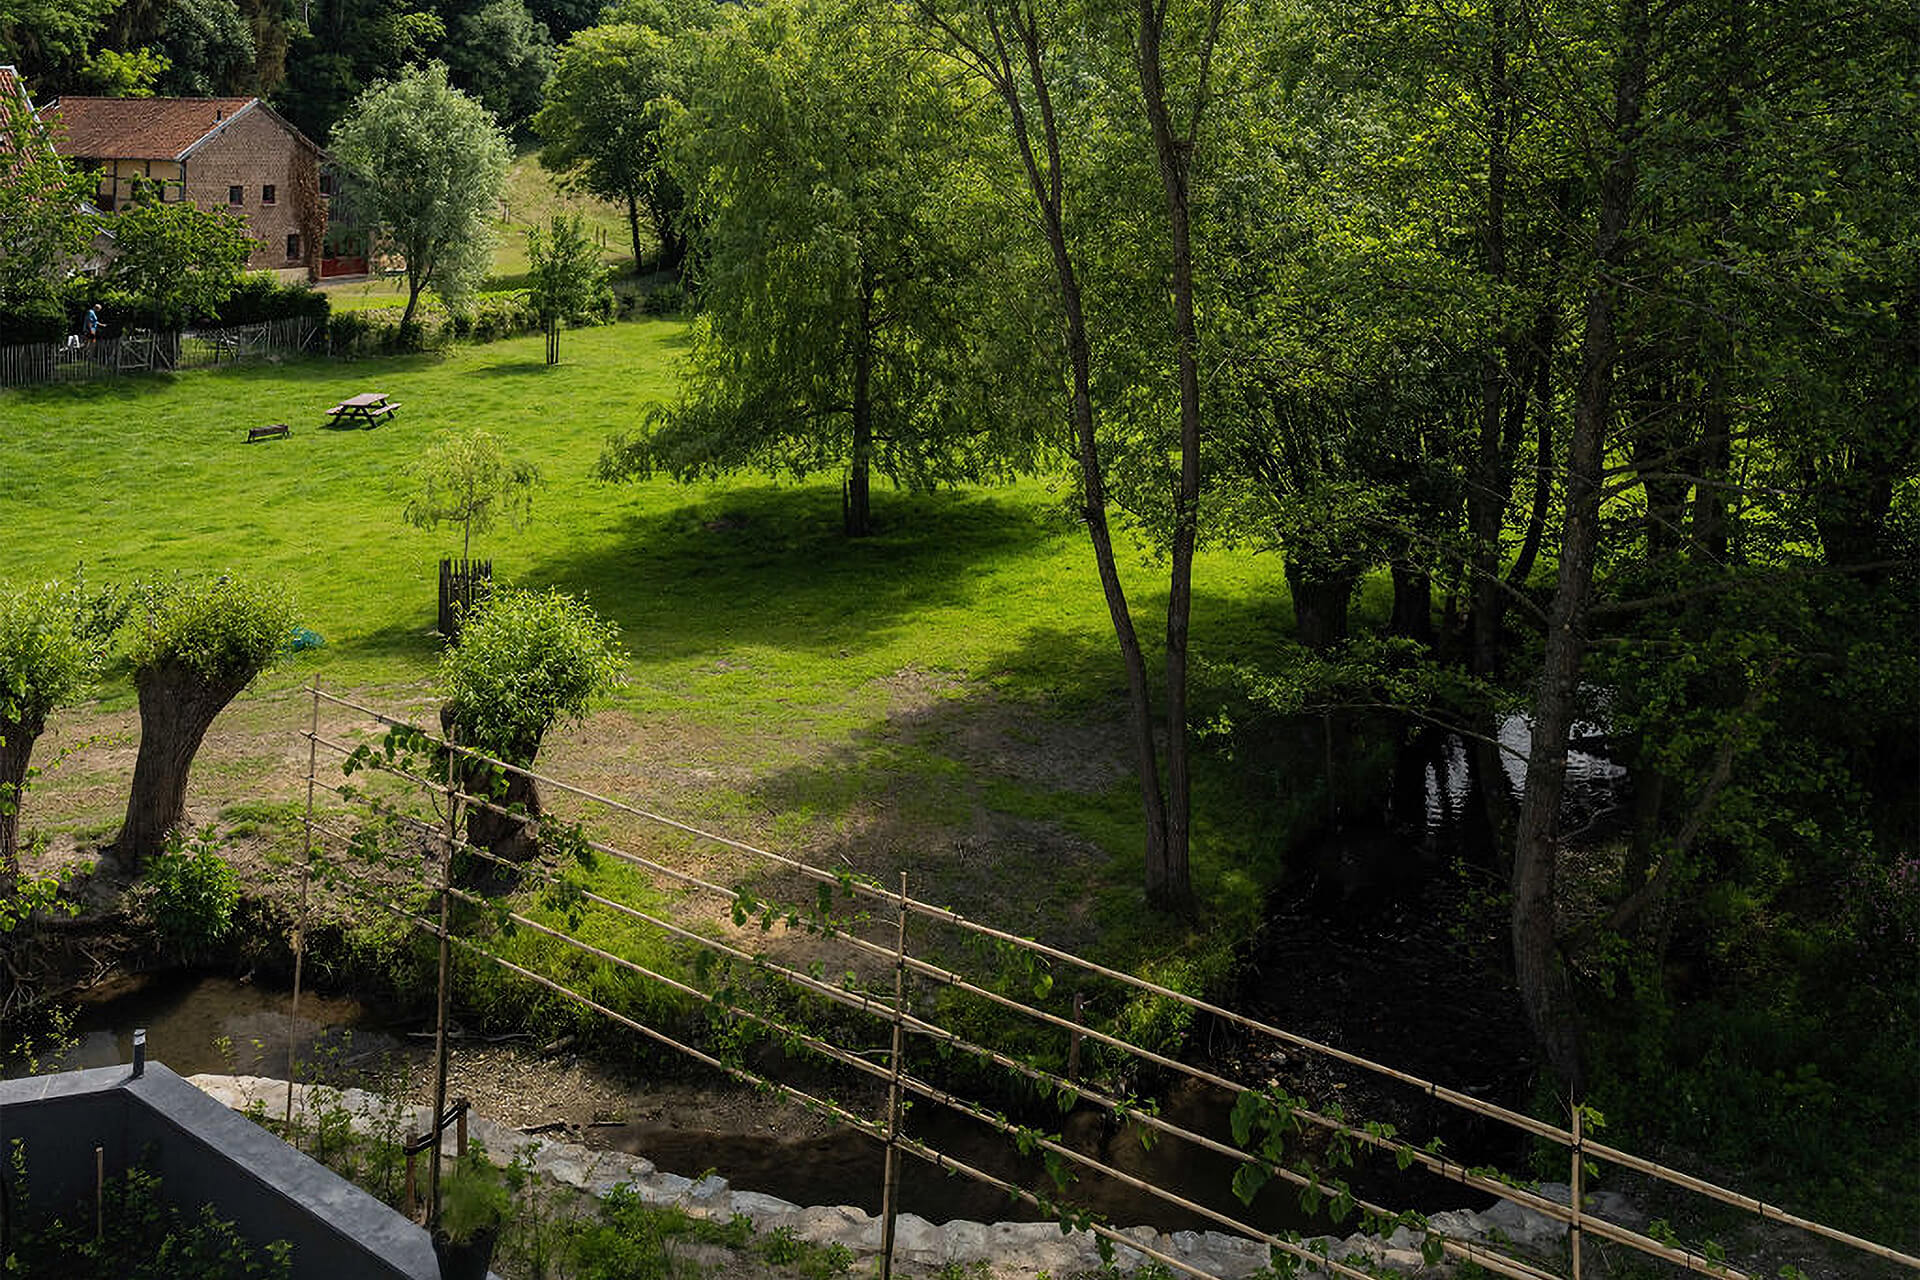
[4,0,1915,1261]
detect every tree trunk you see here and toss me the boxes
[846,272,875,538]
[401,267,424,332]
[982,7,1174,906]
[1509,0,1650,1098]
[0,714,45,876]
[1135,0,1204,913]
[1467,0,1514,681]
[441,706,543,867]
[111,661,257,867]
[626,191,646,273]
[1389,561,1434,645]
[1505,308,1558,592]
[1286,563,1357,650]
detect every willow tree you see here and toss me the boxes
[600,0,1039,537]
[329,63,511,331]
[438,588,624,865]
[0,580,110,875]
[110,576,295,867]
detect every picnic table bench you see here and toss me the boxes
[246,423,291,443]
[326,392,401,427]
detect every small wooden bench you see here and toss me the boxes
[246,423,291,442]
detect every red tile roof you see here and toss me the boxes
[38,96,259,161]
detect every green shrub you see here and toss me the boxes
[141,827,241,953]
[7,1159,291,1280]
[438,1147,512,1244]
[212,274,331,326]
[0,293,68,344]
[640,282,685,316]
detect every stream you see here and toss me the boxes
[28,718,1627,1238]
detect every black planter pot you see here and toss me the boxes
[432,1224,500,1280]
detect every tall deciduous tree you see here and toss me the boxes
[153,0,256,95]
[111,575,295,867]
[602,0,1036,538]
[329,62,510,329]
[534,10,702,271]
[0,106,99,343]
[915,0,1256,910]
[442,0,555,133]
[0,0,117,82]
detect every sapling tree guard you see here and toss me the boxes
[111,575,296,867]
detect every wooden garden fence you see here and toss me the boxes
[289,684,1920,1280]
[0,318,320,388]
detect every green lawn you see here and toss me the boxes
[1,320,1301,971]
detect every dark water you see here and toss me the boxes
[47,971,401,1078]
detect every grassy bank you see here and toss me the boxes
[2,320,1312,997]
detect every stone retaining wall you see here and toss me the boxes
[189,1075,1633,1278]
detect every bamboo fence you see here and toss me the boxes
[289,684,1920,1280]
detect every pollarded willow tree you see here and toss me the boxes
[599,0,1043,538]
[438,587,625,865]
[110,575,297,867]
[0,579,115,875]
[328,62,512,331]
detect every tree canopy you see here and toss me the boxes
[328,62,512,330]
[534,10,700,271]
[600,0,1041,537]
[404,429,541,561]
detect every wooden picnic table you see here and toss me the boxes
[326,391,401,427]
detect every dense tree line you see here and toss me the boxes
[592,0,1914,1218]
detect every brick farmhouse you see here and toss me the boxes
[37,95,328,282]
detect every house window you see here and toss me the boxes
[286,233,301,260]
[262,184,276,205]
[228,185,244,205]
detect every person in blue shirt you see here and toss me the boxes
[84,304,100,344]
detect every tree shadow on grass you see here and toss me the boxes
[709,623,1150,942]
[470,361,553,377]
[337,617,443,667]
[521,485,1069,662]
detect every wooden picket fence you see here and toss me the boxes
[0,318,320,388]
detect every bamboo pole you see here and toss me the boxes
[288,680,319,1127]
[425,722,461,1230]
[879,872,909,1280]
[1571,1100,1584,1280]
